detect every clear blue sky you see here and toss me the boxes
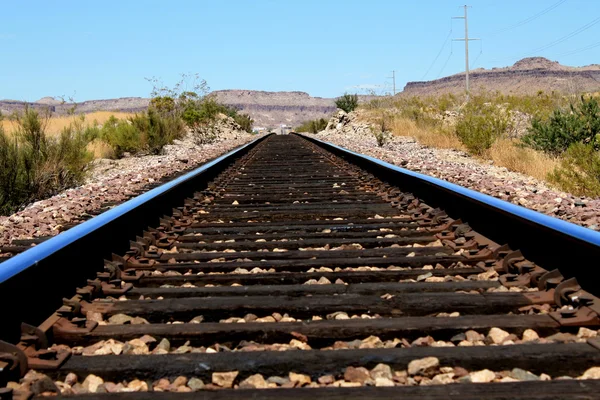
[1,0,598,101]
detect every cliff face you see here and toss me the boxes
[402,57,600,97]
[0,91,336,129]
[211,90,336,127]
[0,97,149,116]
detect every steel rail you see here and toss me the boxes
[0,134,269,342]
[299,133,600,295]
[2,133,600,398]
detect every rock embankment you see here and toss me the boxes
[0,117,261,248]
[316,110,600,231]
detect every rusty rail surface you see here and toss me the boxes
[1,133,600,399]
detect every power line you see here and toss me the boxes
[485,0,567,37]
[421,28,453,80]
[528,16,600,54]
[554,40,600,57]
[471,40,484,69]
[488,15,600,64]
[437,43,454,79]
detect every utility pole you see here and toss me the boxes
[387,71,396,95]
[453,5,479,101]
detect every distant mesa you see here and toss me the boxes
[0,91,337,129]
[5,57,588,130]
[35,96,62,105]
[402,57,600,97]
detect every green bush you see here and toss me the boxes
[0,126,20,214]
[0,108,91,215]
[295,118,328,133]
[130,109,185,154]
[100,116,144,157]
[98,109,185,157]
[455,102,509,155]
[550,142,600,196]
[335,93,359,113]
[232,113,254,133]
[522,96,600,156]
[178,97,253,142]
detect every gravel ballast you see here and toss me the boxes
[315,111,600,232]
[0,126,263,248]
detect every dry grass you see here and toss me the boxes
[87,139,115,159]
[359,111,557,183]
[1,111,134,137]
[486,138,559,181]
[388,116,465,150]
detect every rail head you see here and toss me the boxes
[298,133,600,294]
[0,134,270,340]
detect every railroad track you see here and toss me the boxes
[1,133,600,399]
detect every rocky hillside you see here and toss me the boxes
[0,97,149,116]
[0,91,338,129]
[210,90,336,128]
[403,57,600,97]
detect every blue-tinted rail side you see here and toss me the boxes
[299,133,600,294]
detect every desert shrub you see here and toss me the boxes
[179,97,253,142]
[130,109,185,154]
[232,113,254,133]
[296,118,328,133]
[97,109,185,157]
[435,93,458,113]
[373,129,391,147]
[522,96,600,156]
[150,96,177,116]
[100,116,144,157]
[0,126,20,214]
[0,108,92,215]
[455,102,509,155]
[87,139,115,159]
[550,142,600,197]
[335,93,359,113]
[146,75,253,142]
[180,98,223,144]
[394,97,441,129]
[371,112,392,147]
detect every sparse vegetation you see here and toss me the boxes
[521,96,600,196]
[455,101,510,155]
[0,75,251,215]
[295,118,328,133]
[550,142,600,196]
[335,93,359,113]
[358,90,564,189]
[1,111,135,138]
[0,108,91,215]
[146,75,253,144]
[488,138,558,182]
[373,129,391,147]
[522,96,600,156]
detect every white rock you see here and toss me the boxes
[488,327,510,344]
[82,374,104,393]
[431,373,454,385]
[577,327,597,338]
[580,367,600,380]
[522,329,539,342]
[408,357,440,375]
[469,369,496,383]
